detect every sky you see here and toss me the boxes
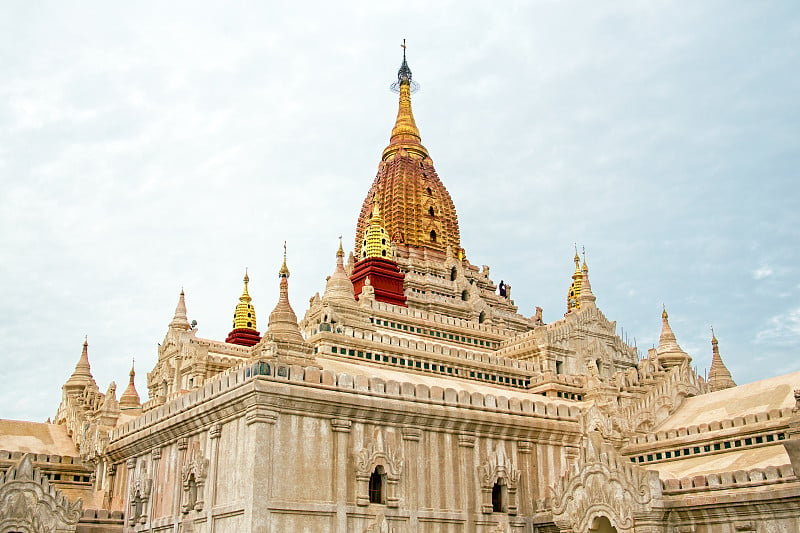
[1,1,798,422]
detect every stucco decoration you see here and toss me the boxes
[551,431,662,533]
[181,441,210,513]
[0,454,82,533]
[355,430,403,507]
[364,511,398,533]
[128,462,153,526]
[477,443,521,515]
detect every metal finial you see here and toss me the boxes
[279,241,290,278]
[391,39,419,94]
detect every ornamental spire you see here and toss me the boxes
[566,245,583,313]
[579,247,596,309]
[324,239,356,304]
[169,288,191,330]
[383,40,428,160]
[65,336,97,391]
[279,241,290,278]
[708,327,736,391]
[360,200,393,260]
[267,250,305,345]
[226,269,262,346]
[656,306,691,368]
[119,360,142,410]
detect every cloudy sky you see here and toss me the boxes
[1,2,798,422]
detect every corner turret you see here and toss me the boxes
[256,245,316,365]
[708,327,736,391]
[656,306,692,369]
[119,362,142,412]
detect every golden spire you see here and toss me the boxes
[566,245,583,313]
[337,236,344,258]
[231,269,257,331]
[361,201,393,260]
[383,41,428,161]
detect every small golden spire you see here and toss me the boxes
[566,245,583,313]
[662,304,668,321]
[581,245,588,270]
[337,236,344,258]
[279,241,290,278]
[361,202,393,260]
[231,269,257,331]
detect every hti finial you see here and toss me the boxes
[279,241,290,278]
[391,39,419,94]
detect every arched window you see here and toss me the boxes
[426,187,432,195]
[461,289,469,301]
[478,311,486,324]
[429,206,435,216]
[492,479,507,512]
[450,266,457,281]
[369,466,386,504]
[430,230,437,242]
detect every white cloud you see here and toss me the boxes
[753,266,773,280]
[756,308,800,346]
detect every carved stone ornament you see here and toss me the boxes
[0,454,82,533]
[477,443,521,515]
[364,511,394,533]
[128,462,153,526]
[181,441,210,513]
[551,431,662,533]
[355,430,403,508]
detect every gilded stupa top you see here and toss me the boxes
[231,269,257,331]
[355,43,462,258]
[361,201,393,260]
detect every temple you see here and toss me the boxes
[1,48,799,533]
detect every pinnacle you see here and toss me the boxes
[169,289,191,330]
